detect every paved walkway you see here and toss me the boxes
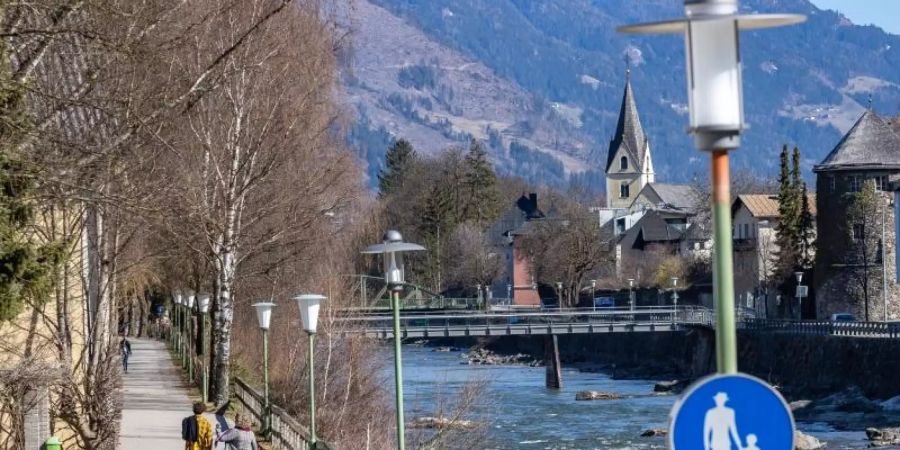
[120,338,226,449]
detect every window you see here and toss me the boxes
[620,183,630,199]
[743,224,750,239]
[616,218,626,235]
[829,175,835,193]
[849,175,862,192]
[876,175,888,191]
[853,223,864,240]
[620,156,629,170]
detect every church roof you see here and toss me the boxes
[606,75,649,172]
[814,110,900,172]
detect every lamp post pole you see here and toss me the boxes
[295,294,325,450]
[618,0,804,375]
[252,302,276,440]
[363,231,425,450]
[186,292,194,383]
[672,277,680,323]
[627,278,635,316]
[198,294,210,404]
[591,279,597,312]
[795,272,804,321]
[391,287,405,450]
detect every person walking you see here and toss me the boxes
[182,402,213,450]
[120,338,132,373]
[216,414,259,450]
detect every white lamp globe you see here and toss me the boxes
[294,294,326,334]
[252,302,276,330]
[185,291,196,309]
[198,294,211,314]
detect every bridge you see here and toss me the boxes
[338,306,719,338]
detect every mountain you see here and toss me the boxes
[342,0,900,191]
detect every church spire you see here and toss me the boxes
[606,67,648,173]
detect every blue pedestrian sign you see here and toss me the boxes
[670,373,795,450]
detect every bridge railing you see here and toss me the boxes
[337,305,717,334]
[744,319,900,338]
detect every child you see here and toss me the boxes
[745,433,761,450]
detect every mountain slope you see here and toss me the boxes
[345,0,900,189]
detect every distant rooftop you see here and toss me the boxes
[814,110,900,172]
[733,194,817,219]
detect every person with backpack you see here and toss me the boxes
[120,338,132,373]
[215,414,259,450]
[182,402,213,450]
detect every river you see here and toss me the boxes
[400,346,870,449]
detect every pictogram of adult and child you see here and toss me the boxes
[703,392,760,450]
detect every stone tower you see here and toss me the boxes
[814,110,900,321]
[606,72,654,209]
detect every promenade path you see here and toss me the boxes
[120,338,227,449]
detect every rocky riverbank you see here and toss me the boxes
[460,347,541,366]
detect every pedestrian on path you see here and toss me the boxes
[182,402,213,450]
[120,338,132,373]
[216,414,259,450]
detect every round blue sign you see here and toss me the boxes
[670,373,795,450]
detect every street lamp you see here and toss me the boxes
[618,0,804,375]
[671,277,680,323]
[627,278,636,314]
[198,294,211,403]
[556,281,563,308]
[295,294,326,450]
[185,291,195,382]
[171,291,182,350]
[795,271,804,320]
[591,279,597,312]
[506,283,512,306]
[476,283,482,309]
[176,292,185,359]
[362,230,425,450]
[252,301,276,439]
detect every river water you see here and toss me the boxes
[400,346,870,449]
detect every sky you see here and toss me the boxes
[810,0,900,35]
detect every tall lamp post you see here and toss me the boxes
[295,294,326,450]
[627,278,635,314]
[671,277,680,323]
[171,291,182,350]
[619,0,804,374]
[198,294,211,403]
[252,301,276,439]
[175,293,184,360]
[362,230,425,450]
[185,291,195,381]
[556,281,563,308]
[795,271,804,320]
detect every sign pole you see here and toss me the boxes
[712,150,738,375]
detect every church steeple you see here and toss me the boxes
[604,69,655,209]
[606,73,649,173]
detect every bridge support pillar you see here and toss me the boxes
[545,335,562,389]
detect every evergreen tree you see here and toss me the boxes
[462,139,501,225]
[377,139,417,197]
[418,184,453,292]
[773,145,799,280]
[798,182,815,268]
[0,37,62,321]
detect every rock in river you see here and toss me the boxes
[575,391,622,401]
[794,430,826,450]
[867,427,900,446]
[411,416,478,430]
[653,380,689,393]
[640,428,667,437]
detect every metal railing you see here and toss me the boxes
[232,377,332,450]
[338,306,717,338]
[744,319,900,338]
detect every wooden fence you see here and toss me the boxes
[232,376,333,450]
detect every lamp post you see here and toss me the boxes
[795,271,804,320]
[295,294,326,450]
[198,294,211,403]
[171,291,182,350]
[362,230,426,450]
[252,301,276,439]
[476,283,482,309]
[627,278,635,314]
[506,283,512,306]
[175,293,184,359]
[556,282,563,308]
[619,0,804,374]
[591,279,597,312]
[671,277,680,323]
[185,291,195,381]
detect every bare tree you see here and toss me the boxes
[446,223,503,298]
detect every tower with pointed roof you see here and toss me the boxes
[606,71,654,209]
[813,110,900,320]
